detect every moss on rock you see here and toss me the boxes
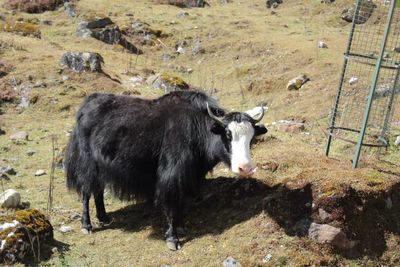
[0,209,53,265]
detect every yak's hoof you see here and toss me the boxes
[81,228,92,235]
[166,238,181,251]
[81,226,92,235]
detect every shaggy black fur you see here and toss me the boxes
[64,90,267,249]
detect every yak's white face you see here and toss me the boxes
[207,104,267,177]
[228,121,255,177]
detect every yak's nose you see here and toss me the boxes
[238,164,253,177]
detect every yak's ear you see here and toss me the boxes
[245,106,268,122]
[254,124,268,136]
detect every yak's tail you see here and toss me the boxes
[65,94,102,195]
[64,129,81,192]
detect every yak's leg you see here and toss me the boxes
[94,190,112,225]
[81,191,92,234]
[164,201,182,251]
[176,210,186,236]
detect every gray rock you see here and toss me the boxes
[0,189,21,209]
[308,223,355,249]
[266,0,282,8]
[318,41,328,48]
[92,25,123,44]
[86,17,113,29]
[0,166,17,176]
[171,0,207,7]
[318,208,332,223]
[131,20,151,33]
[263,254,272,263]
[35,169,46,176]
[395,136,400,146]
[18,96,30,109]
[192,39,205,56]
[70,212,81,221]
[64,2,76,18]
[60,52,104,73]
[41,19,52,25]
[223,257,241,267]
[137,34,155,45]
[59,225,73,233]
[26,149,36,157]
[176,46,185,54]
[77,18,142,54]
[76,22,93,38]
[10,131,28,142]
[287,74,309,90]
[76,17,116,40]
[177,11,189,18]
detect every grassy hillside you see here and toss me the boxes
[1,0,400,266]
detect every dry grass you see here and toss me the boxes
[0,0,400,266]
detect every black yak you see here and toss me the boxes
[64,90,267,250]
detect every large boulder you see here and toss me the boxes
[308,223,355,250]
[0,189,20,209]
[4,0,64,13]
[60,52,104,73]
[77,17,121,44]
[76,16,142,54]
[0,209,53,264]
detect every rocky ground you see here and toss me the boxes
[1,0,400,266]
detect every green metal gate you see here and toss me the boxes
[326,0,400,168]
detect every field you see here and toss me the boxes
[1,0,400,266]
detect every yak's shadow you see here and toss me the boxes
[24,239,70,267]
[102,177,313,240]
[100,176,400,260]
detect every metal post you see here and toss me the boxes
[352,0,397,168]
[326,0,364,157]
